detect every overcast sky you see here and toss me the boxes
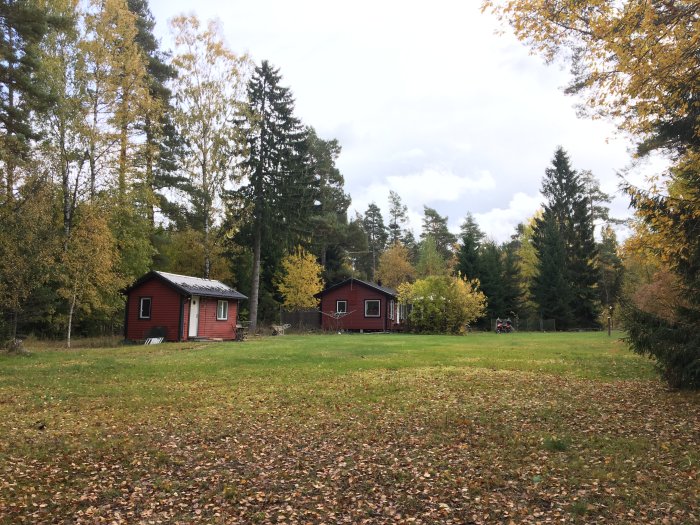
[149,0,658,242]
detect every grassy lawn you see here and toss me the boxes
[0,332,698,524]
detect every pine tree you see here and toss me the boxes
[421,206,456,262]
[237,60,314,331]
[0,0,56,201]
[387,190,408,244]
[126,0,183,226]
[359,202,388,281]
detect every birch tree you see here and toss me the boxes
[170,15,248,278]
[58,203,122,347]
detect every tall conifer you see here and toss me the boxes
[237,60,314,331]
[0,0,55,201]
[532,147,599,329]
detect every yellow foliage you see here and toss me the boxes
[376,242,415,289]
[398,275,486,334]
[276,247,324,309]
[483,1,700,143]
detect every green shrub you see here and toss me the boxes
[398,275,486,334]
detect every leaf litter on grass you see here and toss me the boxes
[0,340,698,524]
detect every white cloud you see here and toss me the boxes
[473,192,542,243]
[387,169,496,206]
[148,0,659,241]
[350,168,497,233]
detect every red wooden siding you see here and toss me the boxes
[126,278,240,342]
[319,282,400,331]
[126,279,183,341]
[197,297,239,339]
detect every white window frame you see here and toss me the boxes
[364,299,381,318]
[139,297,151,319]
[217,300,229,321]
[336,300,347,314]
[389,300,394,320]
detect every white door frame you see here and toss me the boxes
[188,295,200,338]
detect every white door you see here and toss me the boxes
[188,296,200,337]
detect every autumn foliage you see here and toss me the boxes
[484,0,700,387]
[275,248,324,309]
[398,276,486,334]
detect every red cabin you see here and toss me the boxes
[124,271,247,342]
[314,278,403,332]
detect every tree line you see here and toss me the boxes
[484,0,700,387]
[2,0,697,387]
[0,0,628,340]
[0,0,360,339]
[351,147,622,333]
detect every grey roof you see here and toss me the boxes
[156,271,247,300]
[128,271,247,300]
[314,277,397,298]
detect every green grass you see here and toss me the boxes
[0,332,698,524]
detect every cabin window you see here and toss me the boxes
[336,300,347,314]
[217,300,229,320]
[139,297,152,319]
[389,300,394,320]
[365,299,381,317]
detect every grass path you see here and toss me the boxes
[0,333,698,523]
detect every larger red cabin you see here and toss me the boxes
[314,278,403,332]
[124,271,247,342]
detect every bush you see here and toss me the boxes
[399,276,486,334]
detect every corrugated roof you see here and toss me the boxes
[154,271,247,300]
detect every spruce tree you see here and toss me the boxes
[500,240,523,319]
[532,147,599,329]
[478,241,505,320]
[237,60,314,331]
[126,0,183,226]
[532,212,573,328]
[304,127,350,279]
[457,213,484,280]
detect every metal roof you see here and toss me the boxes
[128,271,247,300]
[155,271,247,300]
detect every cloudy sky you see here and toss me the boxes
[149,0,657,242]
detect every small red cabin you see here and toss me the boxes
[314,278,403,332]
[124,271,247,342]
